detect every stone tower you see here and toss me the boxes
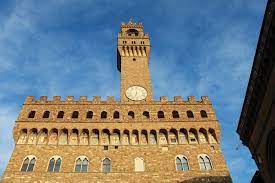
[2,20,231,183]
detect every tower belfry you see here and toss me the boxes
[117,20,152,102]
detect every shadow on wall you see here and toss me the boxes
[179,176,232,183]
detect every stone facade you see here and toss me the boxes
[2,20,231,182]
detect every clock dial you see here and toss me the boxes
[126,86,147,101]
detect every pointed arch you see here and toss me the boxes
[102,158,111,173]
[198,154,212,171]
[75,156,89,172]
[47,156,62,172]
[20,155,36,172]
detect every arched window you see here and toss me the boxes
[43,111,50,118]
[128,111,135,119]
[28,111,36,118]
[169,129,178,144]
[132,130,139,145]
[149,130,157,145]
[59,129,68,145]
[28,129,38,144]
[57,111,64,118]
[199,129,208,143]
[140,130,148,145]
[70,129,79,145]
[101,111,107,119]
[189,129,198,143]
[176,156,189,171]
[72,111,79,118]
[111,130,120,145]
[200,110,208,118]
[102,158,111,173]
[113,111,119,119]
[80,129,89,145]
[159,129,168,144]
[102,129,110,145]
[17,129,28,144]
[21,156,36,172]
[179,129,188,144]
[86,111,93,119]
[187,110,194,118]
[143,111,150,119]
[208,128,217,143]
[91,129,99,145]
[122,130,130,145]
[198,155,212,171]
[75,157,89,172]
[135,157,145,172]
[48,157,62,172]
[158,111,165,118]
[172,111,180,118]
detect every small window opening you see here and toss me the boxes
[101,111,107,119]
[43,111,50,118]
[57,111,64,118]
[86,111,93,119]
[187,111,194,118]
[113,111,119,119]
[72,111,79,118]
[28,111,36,118]
[158,111,165,118]
[143,111,150,119]
[128,111,135,119]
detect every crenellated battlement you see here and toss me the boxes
[24,96,211,105]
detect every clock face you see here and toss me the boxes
[126,86,147,101]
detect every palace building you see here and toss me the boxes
[2,20,231,182]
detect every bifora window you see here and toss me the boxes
[198,155,212,171]
[176,156,189,171]
[21,156,36,172]
[48,157,62,172]
[75,157,89,172]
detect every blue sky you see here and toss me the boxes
[0,0,268,182]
